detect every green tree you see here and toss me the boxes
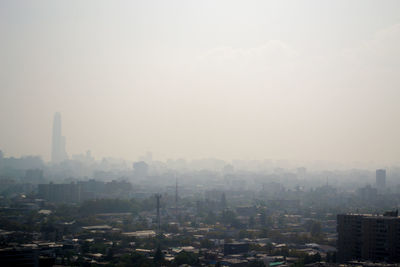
[310,221,322,237]
[220,209,238,225]
[174,251,199,266]
[248,260,266,267]
[200,239,214,249]
[154,245,164,264]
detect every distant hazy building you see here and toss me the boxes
[376,169,386,192]
[38,182,80,203]
[133,161,149,178]
[51,112,68,163]
[24,169,44,183]
[357,185,377,201]
[78,179,105,200]
[72,150,95,163]
[337,212,400,263]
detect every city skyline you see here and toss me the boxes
[1,1,400,164]
[0,110,397,169]
[2,2,400,266]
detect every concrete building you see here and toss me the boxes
[337,212,400,263]
[38,182,80,203]
[357,185,378,202]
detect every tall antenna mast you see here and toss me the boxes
[175,177,178,220]
[155,194,162,233]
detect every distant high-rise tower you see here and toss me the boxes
[51,112,68,163]
[376,169,386,192]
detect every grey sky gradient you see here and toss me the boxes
[1,1,400,164]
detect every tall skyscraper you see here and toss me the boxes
[376,169,386,192]
[51,112,68,163]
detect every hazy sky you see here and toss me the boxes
[1,1,400,164]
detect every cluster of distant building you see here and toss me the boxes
[2,112,400,265]
[335,170,400,263]
[38,179,133,203]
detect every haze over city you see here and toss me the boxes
[1,1,400,165]
[3,2,400,266]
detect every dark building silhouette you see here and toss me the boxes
[224,243,249,256]
[38,182,80,203]
[0,247,39,267]
[51,112,68,163]
[337,212,400,263]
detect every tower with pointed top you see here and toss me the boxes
[51,112,68,163]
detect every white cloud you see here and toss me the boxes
[196,40,298,71]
